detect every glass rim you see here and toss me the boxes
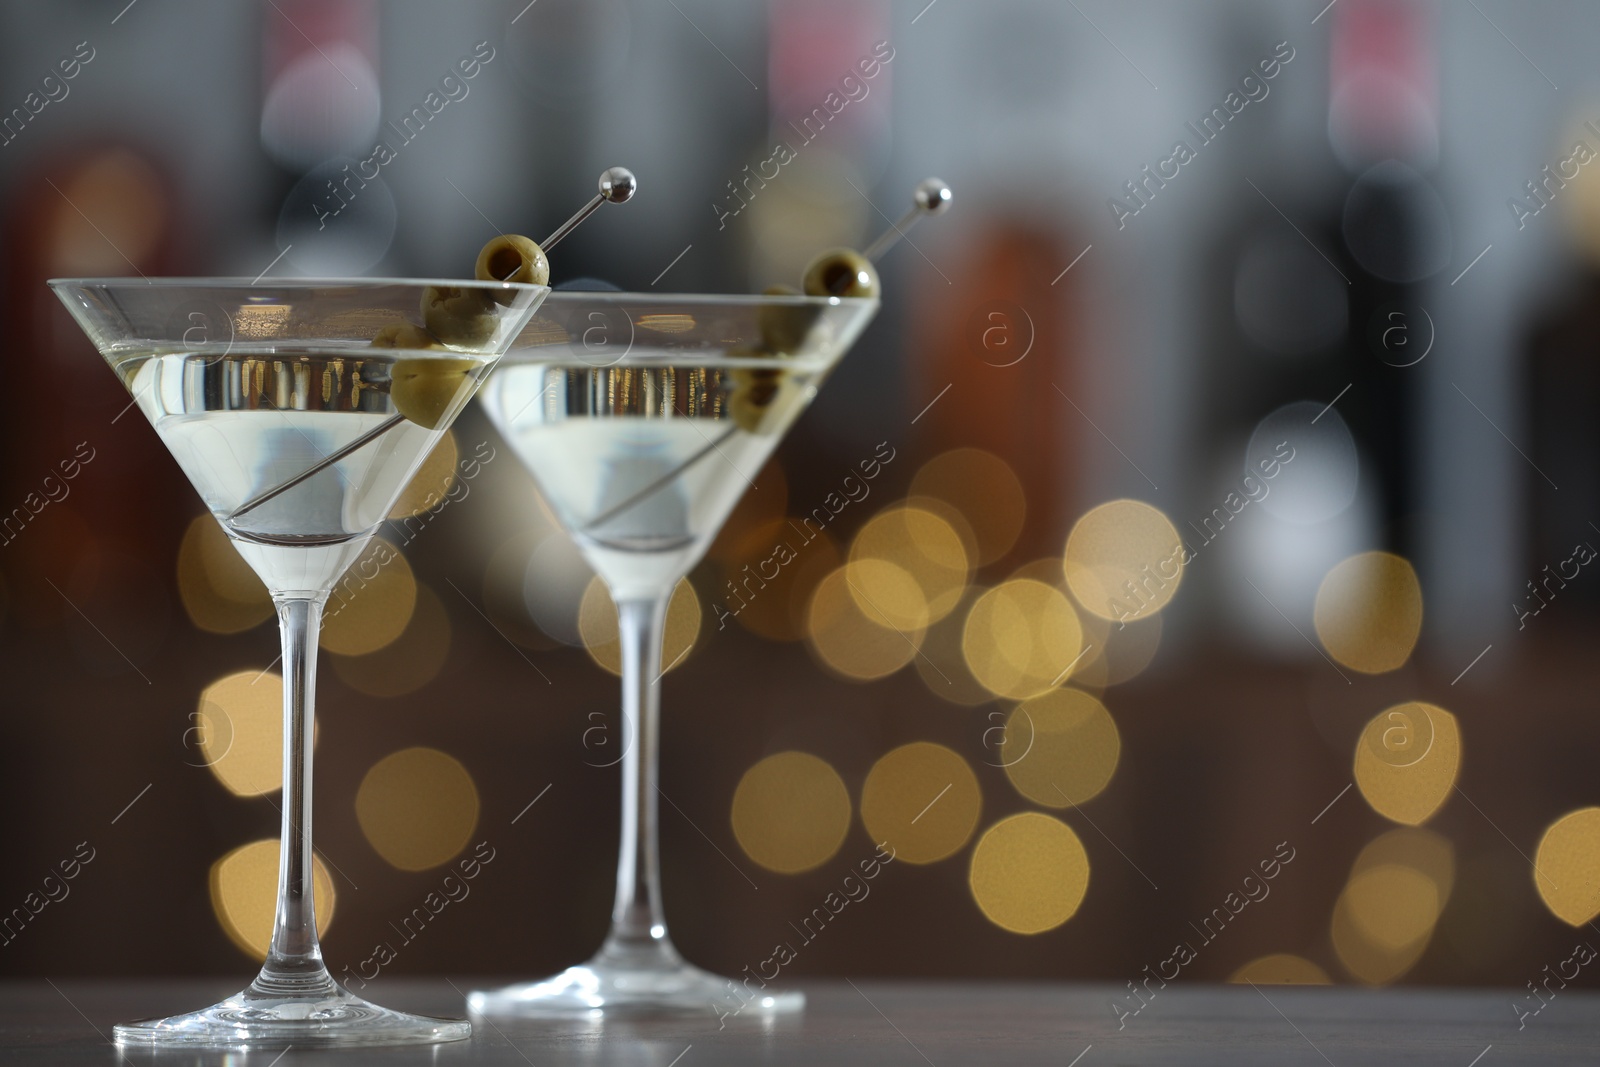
[540,289,878,308]
[46,276,551,293]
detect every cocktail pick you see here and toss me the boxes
[229,168,638,523]
[861,178,953,262]
[541,167,637,253]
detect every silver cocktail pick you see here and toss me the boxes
[861,178,952,261]
[229,168,638,522]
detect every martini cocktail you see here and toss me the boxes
[473,290,877,1016]
[51,277,546,1047]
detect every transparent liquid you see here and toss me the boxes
[118,346,489,594]
[480,356,824,599]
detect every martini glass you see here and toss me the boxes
[472,290,877,1017]
[50,277,547,1048]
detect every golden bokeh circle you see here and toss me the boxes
[1533,807,1600,926]
[806,565,923,681]
[356,747,481,871]
[1353,702,1460,826]
[1063,500,1184,623]
[731,751,852,874]
[968,812,1089,934]
[578,576,702,677]
[1344,864,1440,950]
[849,506,970,625]
[320,538,417,657]
[1228,954,1332,984]
[843,558,931,633]
[1331,828,1454,985]
[328,583,452,698]
[176,514,273,634]
[1352,827,1456,904]
[1332,895,1430,985]
[1001,688,1120,808]
[196,670,284,797]
[210,839,334,961]
[961,579,1084,700]
[909,449,1027,566]
[388,429,459,519]
[1314,551,1423,674]
[860,742,981,864]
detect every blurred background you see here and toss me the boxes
[2,0,1599,994]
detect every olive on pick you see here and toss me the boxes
[727,363,809,435]
[389,357,480,429]
[421,284,499,347]
[801,248,879,299]
[757,284,823,355]
[476,233,551,302]
[369,323,444,349]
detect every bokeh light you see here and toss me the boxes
[196,670,284,797]
[842,558,931,633]
[806,565,924,681]
[909,449,1027,566]
[176,514,273,634]
[731,751,851,874]
[860,742,981,864]
[388,430,459,519]
[1063,500,1183,623]
[968,812,1089,934]
[962,579,1083,699]
[1353,702,1460,826]
[320,538,416,657]
[849,505,971,625]
[1345,864,1440,950]
[1247,402,1358,525]
[1533,807,1600,926]
[1229,954,1332,984]
[210,839,334,961]
[1000,688,1120,808]
[1331,829,1454,985]
[328,584,452,698]
[1314,551,1422,674]
[356,747,480,871]
[578,576,701,677]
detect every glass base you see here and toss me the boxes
[113,980,470,1049]
[469,938,804,1019]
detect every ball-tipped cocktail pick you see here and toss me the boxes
[861,177,953,262]
[798,178,953,299]
[541,167,637,253]
[228,168,639,523]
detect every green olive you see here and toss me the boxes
[476,234,550,304]
[757,284,821,355]
[726,355,807,435]
[389,357,480,429]
[421,285,499,347]
[369,323,445,349]
[801,248,879,299]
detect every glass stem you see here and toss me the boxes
[604,593,675,958]
[254,595,336,997]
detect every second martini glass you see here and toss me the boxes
[473,290,877,1016]
[51,277,547,1047]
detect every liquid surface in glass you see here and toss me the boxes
[481,354,826,599]
[118,346,489,594]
